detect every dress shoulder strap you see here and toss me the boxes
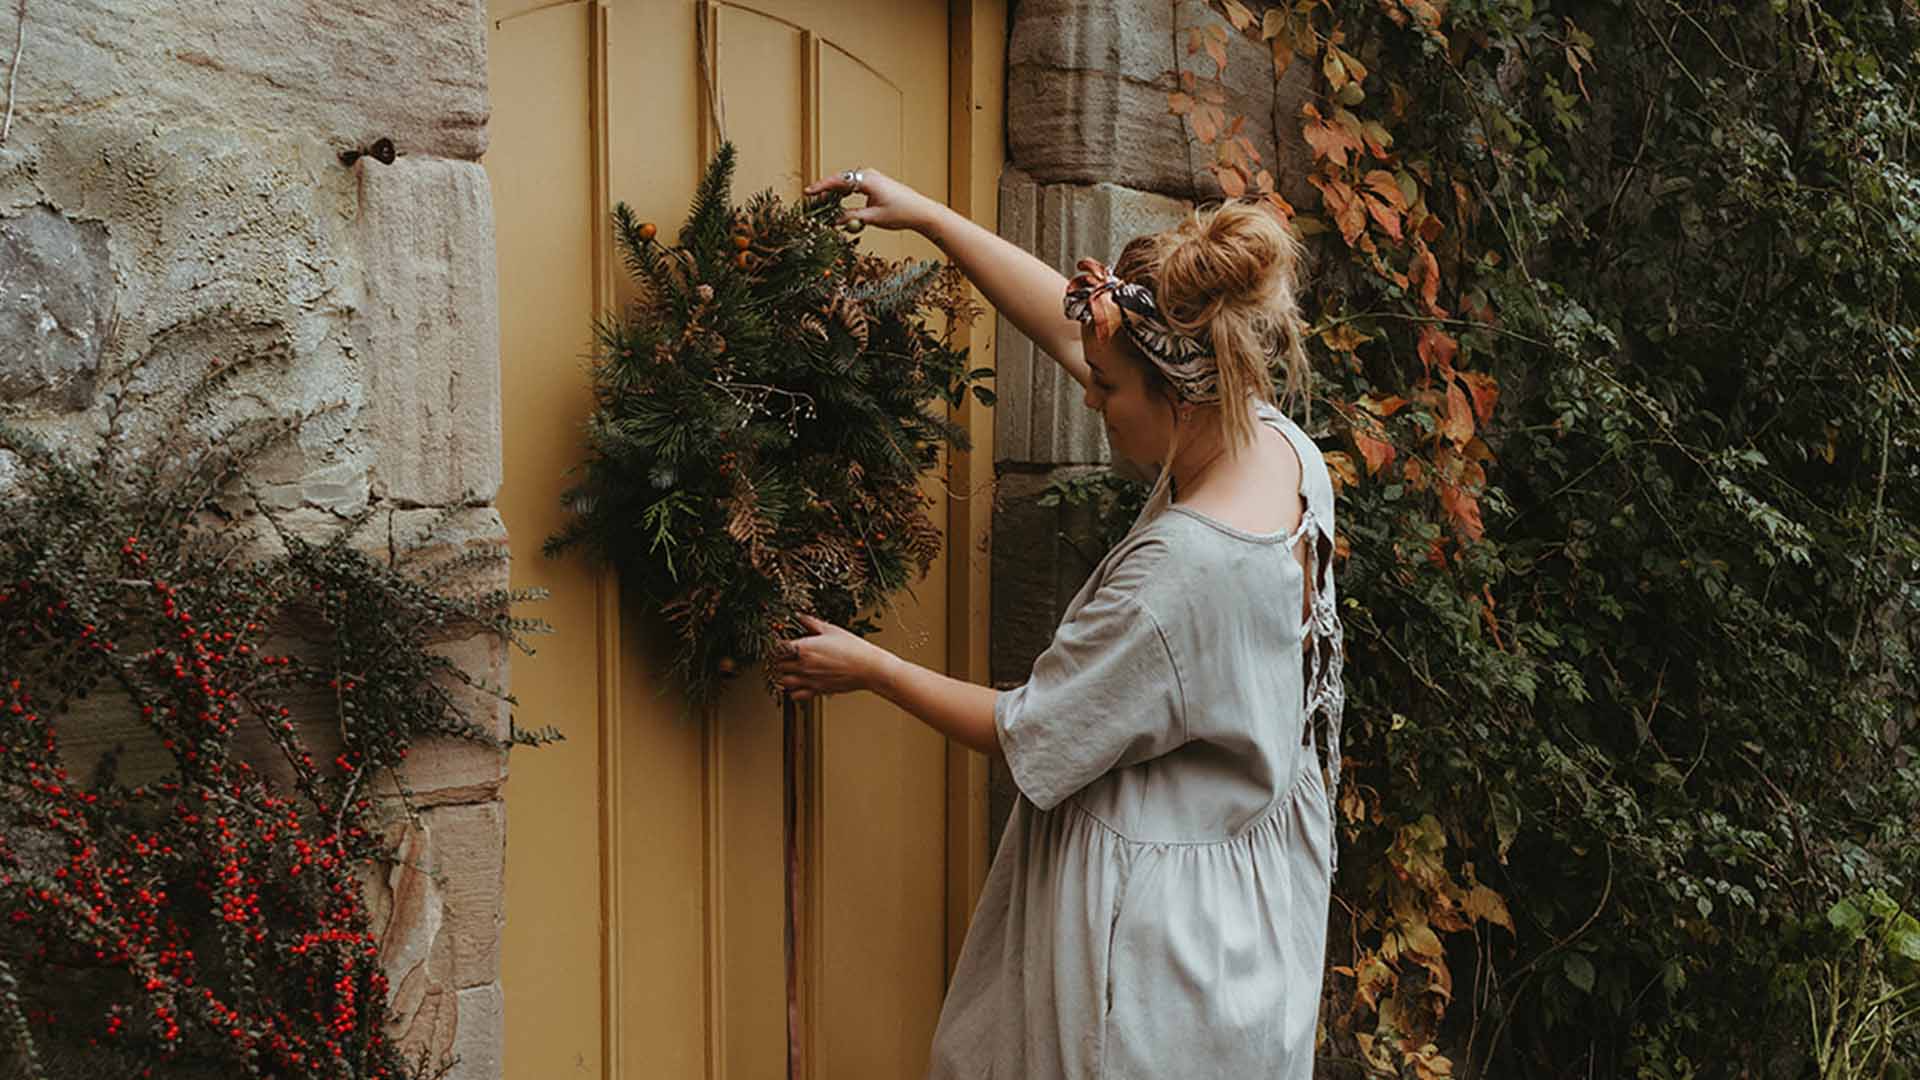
[1254,401,1346,873]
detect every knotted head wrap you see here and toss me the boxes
[1063,257,1221,405]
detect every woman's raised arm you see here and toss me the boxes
[805,169,1092,391]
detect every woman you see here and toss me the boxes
[774,167,1344,1079]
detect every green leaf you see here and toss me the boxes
[1563,953,1595,994]
[1829,898,1867,941]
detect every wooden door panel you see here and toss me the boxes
[495,2,961,1077]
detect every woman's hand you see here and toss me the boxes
[804,168,936,234]
[768,614,895,702]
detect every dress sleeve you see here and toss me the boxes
[995,549,1187,812]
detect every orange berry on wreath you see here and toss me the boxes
[639,222,657,242]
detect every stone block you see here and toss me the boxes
[391,506,511,591]
[451,984,504,1079]
[995,169,1190,466]
[3,0,488,160]
[354,158,503,507]
[1007,0,1281,200]
[378,632,511,807]
[366,800,506,1021]
[0,205,111,410]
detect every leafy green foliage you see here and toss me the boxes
[0,355,551,1077]
[548,143,988,702]
[1155,0,1920,1074]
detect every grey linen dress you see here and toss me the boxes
[926,402,1345,1080]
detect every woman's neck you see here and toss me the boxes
[1167,410,1229,499]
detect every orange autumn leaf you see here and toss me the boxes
[1221,0,1256,30]
[1417,323,1458,374]
[1364,169,1409,210]
[1355,431,1397,474]
[1402,455,1428,490]
[1302,103,1361,167]
[1215,163,1249,197]
[1192,104,1221,144]
[1167,91,1195,116]
[1438,481,1485,540]
[1457,369,1499,424]
[1264,190,1296,218]
[1311,175,1368,246]
[1442,380,1475,448]
[1205,26,1230,73]
[1363,192,1405,241]
[1412,242,1445,315]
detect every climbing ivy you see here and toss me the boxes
[1156,1,1920,1074]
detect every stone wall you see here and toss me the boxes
[0,1,509,1074]
[988,0,1310,845]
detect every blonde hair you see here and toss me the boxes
[1112,201,1311,453]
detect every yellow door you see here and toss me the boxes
[488,2,999,1077]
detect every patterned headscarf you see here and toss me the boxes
[1062,257,1220,404]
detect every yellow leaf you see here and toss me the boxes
[1362,119,1395,157]
[1323,47,1348,91]
[1324,450,1361,492]
[1221,0,1256,31]
[1320,322,1372,352]
[1463,883,1515,931]
[1401,918,1444,959]
[1332,43,1369,83]
[1359,393,1408,416]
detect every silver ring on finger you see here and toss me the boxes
[842,167,865,193]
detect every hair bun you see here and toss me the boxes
[1152,202,1301,331]
[1110,200,1313,448]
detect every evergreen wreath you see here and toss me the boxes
[546,143,991,703]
